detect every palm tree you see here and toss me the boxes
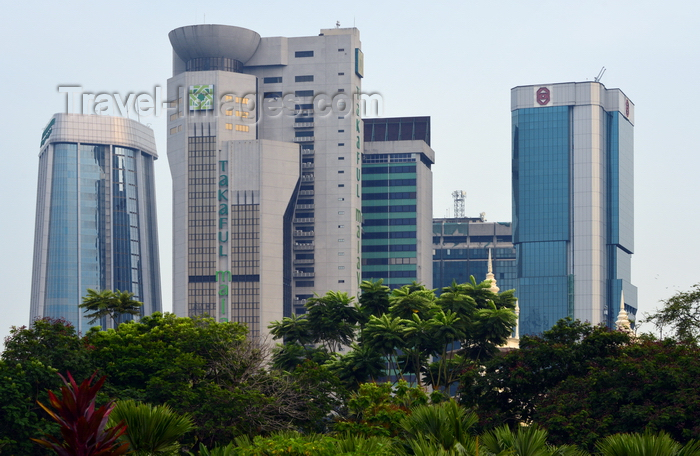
[388,284,438,320]
[438,280,477,318]
[327,343,386,388]
[426,309,465,391]
[111,290,145,323]
[358,279,391,324]
[268,313,313,345]
[481,425,587,456]
[403,313,438,386]
[596,430,700,456]
[333,433,393,454]
[305,290,360,353]
[108,400,193,456]
[398,400,478,455]
[364,314,409,381]
[80,289,143,326]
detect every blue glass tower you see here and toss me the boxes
[511,82,636,335]
[30,114,162,332]
[432,218,516,293]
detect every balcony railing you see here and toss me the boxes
[294,259,314,264]
[293,271,315,277]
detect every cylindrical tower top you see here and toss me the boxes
[169,24,261,66]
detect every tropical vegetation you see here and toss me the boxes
[1,281,700,454]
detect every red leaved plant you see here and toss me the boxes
[32,372,130,456]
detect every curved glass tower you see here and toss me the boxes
[30,113,162,332]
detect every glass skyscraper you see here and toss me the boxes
[511,82,636,335]
[30,114,162,332]
[432,217,516,293]
[361,117,434,289]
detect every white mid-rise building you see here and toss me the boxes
[167,24,364,337]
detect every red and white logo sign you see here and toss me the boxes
[536,87,550,105]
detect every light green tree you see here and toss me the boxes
[108,400,193,455]
[596,431,700,456]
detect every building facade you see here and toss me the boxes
[167,24,364,329]
[361,117,434,289]
[432,217,516,293]
[30,113,162,332]
[511,81,637,335]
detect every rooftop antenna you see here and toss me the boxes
[594,66,606,82]
[452,190,466,218]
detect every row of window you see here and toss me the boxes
[363,218,416,226]
[363,153,417,164]
[263,90,315,99]
[362,244,417,252]
[434,235,511,244]
[363,271,416,278]
[363,179,417,187]
[362,257,417,265]
[225,124,249,132]
[222,95,250,103]
[363,205,416,213]
[362,165,417,174]
[363,231,416,239]
[295,48,345,58]
[224,110,248,118]
[362,192,417,200]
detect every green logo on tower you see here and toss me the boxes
[40,118,55,147]
[189,85,214,111]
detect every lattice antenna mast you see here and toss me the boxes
[452,190,466,218]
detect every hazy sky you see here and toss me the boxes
[2,0,699,346]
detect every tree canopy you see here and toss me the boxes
[643,283,700,344]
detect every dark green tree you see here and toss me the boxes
[388,284,437,321]
[1,317,94,455]
[358,279,391,325]
[460,318,630,429]
[86,313,342,446]
[535,338,700,450]
[305,290,361,353]
[268,313,313,345]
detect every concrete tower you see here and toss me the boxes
[167,25,364,334]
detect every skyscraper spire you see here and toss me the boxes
[486,248,500,294]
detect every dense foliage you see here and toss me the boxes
[3,281,700,454]
[270,278,517,392]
